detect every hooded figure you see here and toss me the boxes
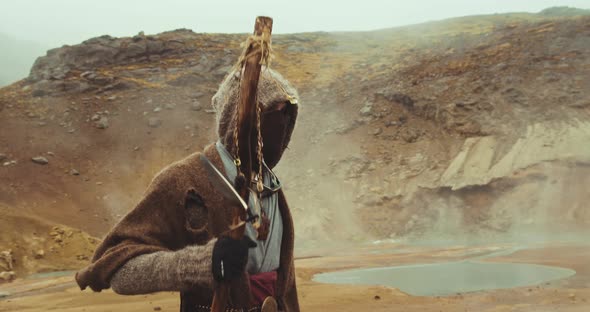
[75,68,300,312]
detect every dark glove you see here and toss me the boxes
[212,236,257,282]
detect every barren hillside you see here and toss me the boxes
[1,12,589,279]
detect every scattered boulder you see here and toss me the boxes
[148,117,162,128]
[502,87,528,106]
[384,120,399,127]
[191,101,203,111]
[359,103,373,116]
[70,169,80,176]
[95,117,109,129]
[30,80,58,97]
[49,226,66,244]
[390,93,414,109]
[97,81,133,93]
[190,92,205,99]
[32,156,49,165]
[92,76,115,86]
[454,99,492,112]
[51,227,65,235]
[3,160,17,167]
[456,120,484,136]
[34,249,45,259]
[80,71,97,80]
[0,271,16,283]
[401,128,421,143]
[54,235,63,243]
[377,91,415,110]
[0,250,14,272]
[568,293,576,300]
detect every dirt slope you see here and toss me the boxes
[0,204,97,278]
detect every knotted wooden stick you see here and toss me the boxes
[211,16,273,312]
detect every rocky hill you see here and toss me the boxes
[539,6,590,17]
[0,11,589,279]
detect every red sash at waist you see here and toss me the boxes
[249,271,277,305]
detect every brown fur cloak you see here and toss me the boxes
[76,67,300,311]
[75,144,299,310]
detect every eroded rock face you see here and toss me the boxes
[26,29,200,97]
[0,250,14,272]
[29,31,196,83]
[0,250,15,283]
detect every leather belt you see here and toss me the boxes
[192,295,278,312]
[193,304,261,312]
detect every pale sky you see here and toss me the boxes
[1,0,589,46]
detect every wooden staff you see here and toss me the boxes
[211,16,273,312]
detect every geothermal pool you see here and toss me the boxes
[313,261,576,296]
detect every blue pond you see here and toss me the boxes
[313,261,575,296]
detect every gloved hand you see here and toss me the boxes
[212,236,257,282]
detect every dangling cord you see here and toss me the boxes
[232,75,242,170]
[255,99,264,194]
[254,98,271,239]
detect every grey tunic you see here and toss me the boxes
[215,141,283,274]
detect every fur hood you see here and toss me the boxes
[212,67,299,169]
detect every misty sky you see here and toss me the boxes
[1,0,589,47]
